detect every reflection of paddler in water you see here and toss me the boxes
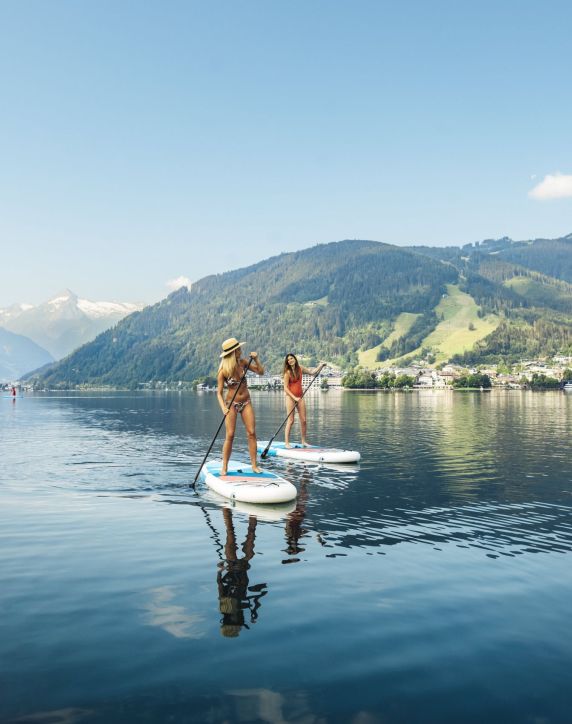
[283,466,314,564]
[218,507,267,637]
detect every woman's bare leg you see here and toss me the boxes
[221,408,238,475]
[241,404,261,472]
[284,397,296,447]
[298,399,309,445]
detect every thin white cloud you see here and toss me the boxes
[529,172,572,200]
[166,275,192,292]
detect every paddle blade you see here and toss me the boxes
[260,439,274,459]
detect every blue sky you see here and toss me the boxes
[1,0,570,307]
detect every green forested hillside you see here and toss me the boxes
[32,241,456,387]
[28,235,572,388]
[496,236,572,284]
[413,234,572,284]
[450,246,572,364]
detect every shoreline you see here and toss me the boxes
[12,386,569,394]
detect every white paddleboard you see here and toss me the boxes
[258,441,360,463]
[200,460,297,504]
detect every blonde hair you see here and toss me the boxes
[219,353,239,379]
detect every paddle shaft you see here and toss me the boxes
[192,356,254,487]
[261,365,324,458]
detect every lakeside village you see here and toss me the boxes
[3,357,572,394]
[195,355,572,392]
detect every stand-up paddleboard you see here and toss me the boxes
[200,460,297,504]
[258,441,360,463]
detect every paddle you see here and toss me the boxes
[261,363,325,459]
[191,355,254,488]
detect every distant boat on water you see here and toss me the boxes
[564,382,572,391]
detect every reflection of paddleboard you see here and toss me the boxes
[258,441,360,464]
[292,461,361,474]
[201,489,296,520]
[200,460,297,504]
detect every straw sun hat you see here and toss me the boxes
[220,337,245,358]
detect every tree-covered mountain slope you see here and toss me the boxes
[450,250,572,364]
[494,235,572,284]
[30,240,457,387]
[404,234,572,364]
[27,236,572,387]
[411,233,572,284]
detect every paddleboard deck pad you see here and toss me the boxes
[200,460,297,504]
[258,441,360,463]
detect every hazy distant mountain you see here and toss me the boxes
[0,290,143,359]
[27,236,572,389]
[0,327,54,381]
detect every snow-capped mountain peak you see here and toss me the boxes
[77,298,141,320]
[48,289,78,307]
[0,290,144,359]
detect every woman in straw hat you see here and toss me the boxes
[217,337,265,475]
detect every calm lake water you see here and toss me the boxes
[1,390,571,723]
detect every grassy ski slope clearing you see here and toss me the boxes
[358,312,420,367]
[387,284,500,365]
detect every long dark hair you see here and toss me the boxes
[283,353,301,380]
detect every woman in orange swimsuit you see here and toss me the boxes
[217,337,265,475]
[283,354,325,448]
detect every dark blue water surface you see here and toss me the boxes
[1,390,571,723]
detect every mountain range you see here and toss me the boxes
[27,234,572,389]
[0,289,143,360]
[0,290,142,380]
